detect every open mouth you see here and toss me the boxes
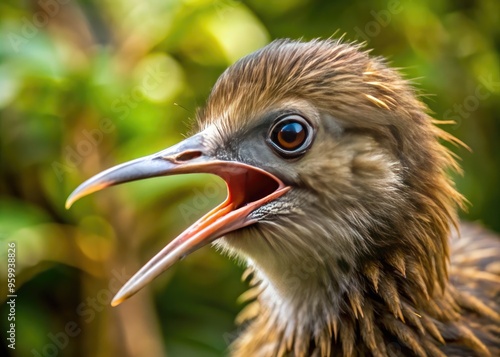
[218,162,284,211]
[66,132,290,306]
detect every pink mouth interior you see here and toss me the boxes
[223,167,282,210]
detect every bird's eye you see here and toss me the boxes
[268,115,314,158]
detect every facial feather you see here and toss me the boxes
[201,39,498,356]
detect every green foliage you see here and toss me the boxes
[1,1,499,356]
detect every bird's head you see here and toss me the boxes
[67,40,463,320]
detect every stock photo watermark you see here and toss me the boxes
[212,0,242,19]
[7,0,71,53]
[6,242,17,350]
[354,0,402,43]
[178,180,226,223]
[444,75,500,129]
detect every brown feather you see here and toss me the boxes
[194,39,500,356]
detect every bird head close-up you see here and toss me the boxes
[66,39,500,357]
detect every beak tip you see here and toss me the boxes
[65,182,109,210]
[65,191,81,210]
[110,298,122,307]
[111,291,129,307]
[65,198,74,210]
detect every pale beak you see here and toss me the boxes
[66,131,290,306]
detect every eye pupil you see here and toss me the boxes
[278,123,306,149]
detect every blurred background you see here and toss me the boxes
[1,0,499,356]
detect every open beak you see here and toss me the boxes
[66,131,290,306]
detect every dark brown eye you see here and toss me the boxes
[276,122,306,150]
[268,115,314,158]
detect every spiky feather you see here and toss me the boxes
[197,39,500,356]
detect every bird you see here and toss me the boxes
[66,39,500,357]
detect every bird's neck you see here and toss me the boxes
[232,246,453,356]
[225,217,493,356]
